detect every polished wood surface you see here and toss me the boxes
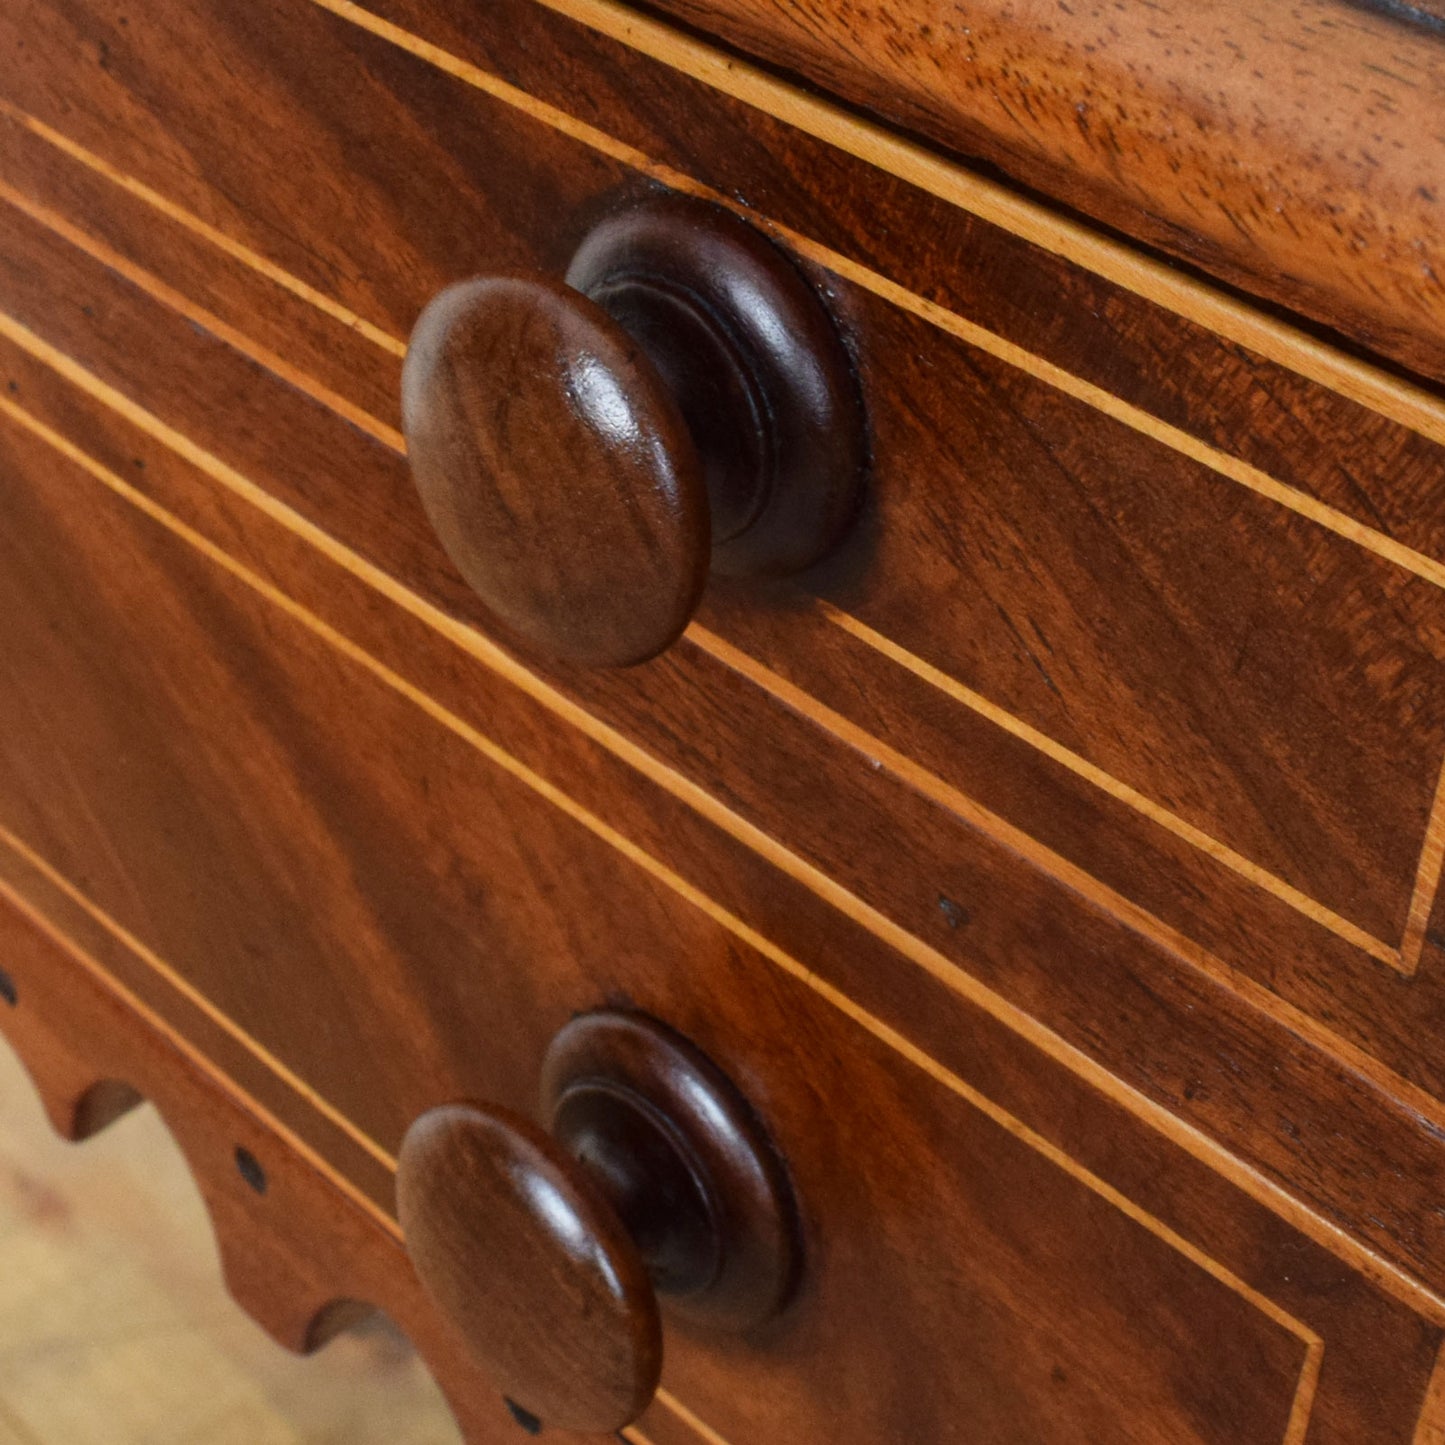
[638,0,1445,385]
[1,0,1443,1299]
[2,0,1445,1439]
[400,1102,663,1434]
[403,195,863,666]
[404,274,709,667]
[398,1012,799,1433]
[2,400,1434,1441]
[565,195,865,582]
[539,1010,800,1333]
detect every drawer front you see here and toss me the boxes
[6,0,1445,1295]
[0,366,1440,1444]
[4,0,1445,1438]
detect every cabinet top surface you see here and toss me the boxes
[642,0,1445,384]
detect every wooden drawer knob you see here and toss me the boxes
[401,195,866,667]
[396,1011,800,1434]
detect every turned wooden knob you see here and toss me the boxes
[396,1011,801,1433]
[401,195,866,667]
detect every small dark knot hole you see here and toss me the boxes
[0,967,16,1006]
[504,1398,543,1434]
[234,1145,268,1195]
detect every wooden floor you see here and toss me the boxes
[0,1038,462,1444]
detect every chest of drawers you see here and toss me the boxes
[2,1,1445,1440]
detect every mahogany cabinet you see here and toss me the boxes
[2,0,1445,1440]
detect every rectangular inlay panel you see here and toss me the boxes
[0,410,1348,1445]
[6,0,1445,1303]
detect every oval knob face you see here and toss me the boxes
[397,1102,662,1434]
[402,276,709,667]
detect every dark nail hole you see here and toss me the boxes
[937,895,970,930]
[234,1145,268,1195]
[504,1398,543,1434]
[0,967,16,1006]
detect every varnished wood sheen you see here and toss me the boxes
[2,393,1421,1443]
[403,195,864,665]
[3,0,1445,1439]
[4,0,1444,1288]
[399,1102,663,1434]
[404,274,708,667]
[398,1012,799,1431]
[640,0,1445,385]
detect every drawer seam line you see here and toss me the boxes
[0,875,731,1445]
[9,55,1445,596]
[0,854,1317,1445]
[3,303,1439,1163]
[523,0,1445,449]
[0,177,1410,975]
[0,388,1425,1339]
[0,823,1332,1367]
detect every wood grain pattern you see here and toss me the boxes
[1,265,1445,1440]
[0,445,1352,1445]
[0,888,557,1445]
[4,0,1445,1435]
[0,423,1423,1444]
[399,1101,665,1434]
[633,0,1445,386]
[403,274,710,668]
[8,0,1445,1301]
[8,214,1445,1309]
[1,0,1440,966]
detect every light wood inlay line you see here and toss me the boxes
[1400,754,1445,976]
[0,849,1328,1429]
[13,11,1440,600]
[0,327,1438,1324]
[0,818,398,1175]
[0,878,1327,1445]
[0,177,405,452]
[807,606,1401,968]
[528,0,1445,453]
[301,0,1445,595]
[5,94,1443,971]
[0,99,406,360]
[0,901,741,1445]
[652,1391,757,1445]
[0,396,1350,1353]
[0,164,1406,975]
[0,876,401,1242]
[688,625,1445,1127]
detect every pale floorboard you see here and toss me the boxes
[0,1037,461,1443]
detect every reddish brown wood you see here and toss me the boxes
[3,0,1445,1438]
[642,0,1445,386]
[7,34,1445,1306]
[0,889,571,1445]
[399,1101,663,1434]
[564,196,866,581]
[404,274,708,667]
[1,381,1438,1442]
[541,1010,801,1332]
[397,1012,799,1432]
[403,195,864,666]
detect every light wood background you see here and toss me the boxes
[0,1038,462,1444]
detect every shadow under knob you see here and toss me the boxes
[396,1011,801,1434]
[402,194,866,667]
